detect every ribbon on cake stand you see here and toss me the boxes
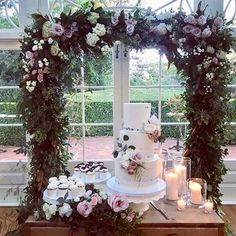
[106,177,166,215]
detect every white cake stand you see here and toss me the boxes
[106,177,166,215]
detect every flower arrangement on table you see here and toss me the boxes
[40,184,141,235]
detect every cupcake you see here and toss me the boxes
[85,169,95,182]
[97,161,104,166]
[68,176,75,182]
[48,177,58,183]
[47,183,58,198]
[69,184,80,198]
[60,178,69,184]
[68,180,75,186]
[59,175,67,180]
[99,167,108,179]
[74,167,81,178]
[76,181,86,196]
[58,184,69,198]
[80,166,89,180]
[94,166,101,179]
[50,180,60,186]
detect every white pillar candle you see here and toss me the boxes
[155,155,163,179]
[189,182,202,204]
[165,171,178,200]
[204,200,214,213]
[174,165,187,194]
[177,198,186,211]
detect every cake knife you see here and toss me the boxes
[150,201,174,220]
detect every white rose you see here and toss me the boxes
[45,212,52,220]
[49,204,57,215]
[86,33,99,47]
[88,12,100,24]
[27,86,35,93]
[93,23,106,37]
[144,123,157,134]
[58,203,72,217]
[155,23,167,35]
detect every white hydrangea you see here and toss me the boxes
[32,45,38,51]
[93,23,106,37]
[86,32,99,47]
[99,191,107,200]
[42,203,50,212]
[206,46,215,54]
[26,80,37,93]
[157,11,172,20]
[88,12,100,24]
[216,50,226,60]
[49,204,57,215]
[42,21,53,38]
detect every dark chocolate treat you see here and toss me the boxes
[97,161,104,166]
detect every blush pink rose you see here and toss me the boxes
[184,15,197,25]
[197,15,207,26]
[183,25,194,33]
[51,23,65,36]
[91,196,98,206]
[214,16,223,27]
[77,200,93,217]
[131,152,144,163]
[202,27,212,38]
[25,51,34,59]
[108,194,129,212]
[191,27,201,37]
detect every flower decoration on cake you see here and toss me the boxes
[144,114,161,142]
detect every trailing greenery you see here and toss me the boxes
[17,0,235,235]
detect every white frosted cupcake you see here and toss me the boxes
[80,166,88,180]
[49,177,58,183]
[50,180,60,186]
[68,176,75,182]
[69,184,80,198]
[76,181,86,196]
[60,178,69,184]
[99,167,108,179]
[47,184,58,198]
[74,168,81,178]
[86,169,95,182]
[94,166,101,179]
[58,184,68,198]
[59,175,67,180]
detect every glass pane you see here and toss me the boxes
[224,0,236,23]
[0,50,21,86]
[130,87,160,102]
[84,53,113,86]
[0,0,19,28]
[84,125,113,160]
[130,49,160,86]
[225,125,236,159]
[161,88,185,122]
[0,126,26,161]
[65,92,82,123]
[68,126,83,159]
[85,88,113,123]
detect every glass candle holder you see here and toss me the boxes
[177,197,187,211]
[164,167,178,201]
[174,157,191,197]
[187,178,207,207]
[204,199,214,214]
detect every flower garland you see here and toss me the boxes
[39,184,141,235]
[18,0,235,234]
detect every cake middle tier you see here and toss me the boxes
[119,130,154,157]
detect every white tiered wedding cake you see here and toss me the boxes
[107,103,165,196]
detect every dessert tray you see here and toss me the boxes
[43,189,73,205]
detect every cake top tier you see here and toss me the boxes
[123,103,151,130]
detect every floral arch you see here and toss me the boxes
[18,0,235,234]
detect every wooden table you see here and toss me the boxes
[23,199,224,236]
